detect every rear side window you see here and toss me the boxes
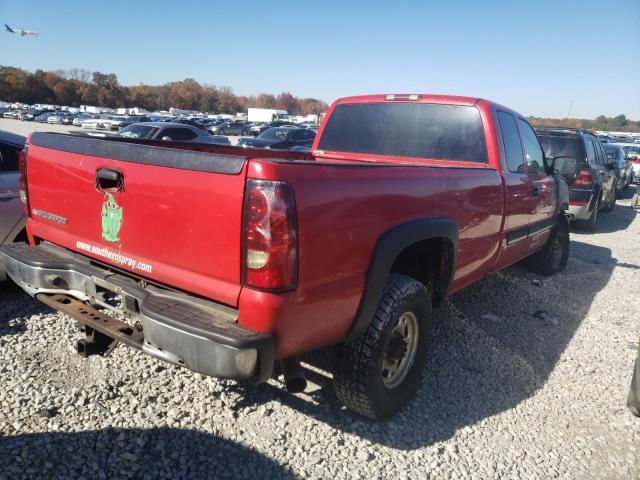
[497,111,524,173]
[594,141,607,165]
[585,141,596,166]
[318,103,487,163]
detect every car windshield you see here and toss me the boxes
[318,102,487,162]
[118,124,159,139]
[258,128,290,140]
[538,136,585,164]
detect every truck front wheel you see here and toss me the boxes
[525,214,570,275]
[333,274,432,419]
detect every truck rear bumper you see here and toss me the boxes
[0,242,274,382]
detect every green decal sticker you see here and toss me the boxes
[101,193,122,243]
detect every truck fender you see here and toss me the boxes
[346,217,458,342]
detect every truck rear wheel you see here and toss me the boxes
[525,215,569,275]
[333,274,432,419]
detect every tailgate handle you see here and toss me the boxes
[95,168,124,192]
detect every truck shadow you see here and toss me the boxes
[0,427,294,479]
[227,239,615,450]
[0,281,53,337]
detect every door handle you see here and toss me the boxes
[95,168,124,193]
[0,191,18,200]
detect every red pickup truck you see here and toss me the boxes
[1,94,569,419]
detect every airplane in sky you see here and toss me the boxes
[5,24,39,37]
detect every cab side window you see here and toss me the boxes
[517,119,544,174]
[497,111,524,173]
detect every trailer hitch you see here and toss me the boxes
[37,293,144,358]
[77,326,119,357]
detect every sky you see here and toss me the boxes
[1,0,639,119]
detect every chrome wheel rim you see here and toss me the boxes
[382,311,419,389]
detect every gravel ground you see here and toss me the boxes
[0,119,639,478]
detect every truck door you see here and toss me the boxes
[495,111,538,267]
[516,118,556,252]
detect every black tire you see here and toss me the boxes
[574,197,599,232]
[525,215,570,275]
[333,274,432,419]
[602,185,616,212]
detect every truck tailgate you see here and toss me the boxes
[25,132,246,307]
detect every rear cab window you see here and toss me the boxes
[318,102,487,163]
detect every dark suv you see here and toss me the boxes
[536,128,616,231]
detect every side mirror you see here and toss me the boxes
[161,136,172,141]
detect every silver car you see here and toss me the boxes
[0,130,26,281]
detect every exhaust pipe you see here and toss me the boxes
[281,356,307,393]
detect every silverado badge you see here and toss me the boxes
[101,193,122,243]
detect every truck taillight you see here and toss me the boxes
[242,180,298,291]
[18,146,30,215]
[574,168,593,188]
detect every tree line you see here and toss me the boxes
[1,66,637,130]
[529,114,640,133]
[0,66,328,116]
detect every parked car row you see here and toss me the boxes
[536,127,636,232]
